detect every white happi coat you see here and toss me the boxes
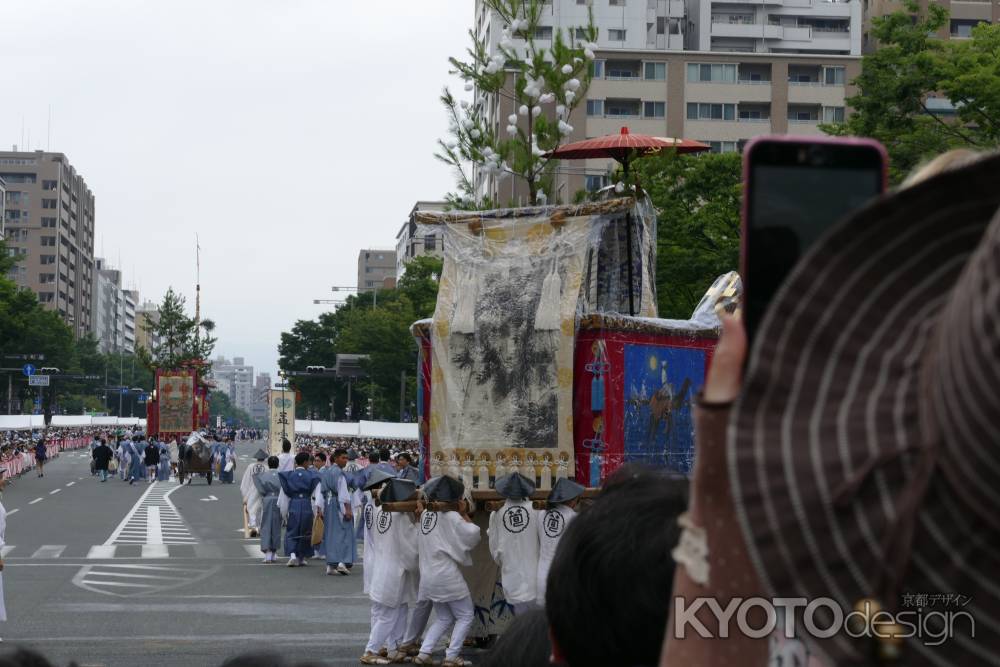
[487,499,539,605]
[416,510,481,603]
[535,504,577,604]
[368,505,419,608]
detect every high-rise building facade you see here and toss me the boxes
[123,289,138,354]
[395,201,447,280]
[0,176,6,240]
[210,356,256,415]
[0,150,96,337]
[357,249,397,291]
[92,258,125,354]
[474,0,862,203]
[135,301,163,353]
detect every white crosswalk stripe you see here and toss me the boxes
[106,481,197,547]
[6,544,274,559]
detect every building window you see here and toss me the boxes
[686,102,736,120]
[608,28,627,41]
[823,66,845,85]
[534,26,553,40]
[822,106,845,123]
[42,198,57,209]
[644,62,666,80]
[705,140,740,153]
[610,0,626,5]
[41,217,56,228]
[0,173,36,184]
[643,101,665,118]
[687,63,737,83]
[42,180,57,191]
[423,234,437,251]
[40,235,56,247]
[39,273,56,284]
[38,292,55,303]
[585,175,609,192]
[586,99,605,116]
[950,19,983,38]
[40,255,56,265]
[590,60,605,78]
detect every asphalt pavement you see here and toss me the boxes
[0,442,384,667]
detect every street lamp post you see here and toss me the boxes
[278,370,288,443]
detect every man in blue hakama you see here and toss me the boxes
[253,456,284,563]
[316,448,356,576]
[127,436,145,485]
[278,452,320,567]
[218,439,236,484]
[157,440,171,481]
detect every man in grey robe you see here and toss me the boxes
[241,449,269,537]
[253,456,284,563]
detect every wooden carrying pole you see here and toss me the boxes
[381,488,600,513]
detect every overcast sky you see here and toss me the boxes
[0,0,470,381]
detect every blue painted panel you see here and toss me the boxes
[622,344,705,475]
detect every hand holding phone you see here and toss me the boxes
[741,137,887,343]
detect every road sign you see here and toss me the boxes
[29,374,49,387]
[22,364,35,377]
[121,388,129,395]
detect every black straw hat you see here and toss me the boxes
[548,477,585,505]
[495,472,536,500]
[380,478,417,503]
[363,468,395,491]
[253,449,267,461]
[422,475,465,502]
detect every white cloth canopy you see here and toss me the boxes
[0,415,146,432]
[293,420,418,440]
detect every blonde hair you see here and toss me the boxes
[902,149,984,188]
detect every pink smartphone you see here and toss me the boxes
[741,136,888,343]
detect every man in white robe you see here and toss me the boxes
[241,449,269,537]
[488,472,540,615]
[360,477,419,665]
[535,477,584,605]
[277,438,295,472]
[413,476,480,667]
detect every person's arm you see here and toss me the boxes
[277,488,289,521]
[311,482,324,517]
[337,474,352,520]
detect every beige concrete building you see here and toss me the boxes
[485,49,859,204]
[395,201,447,280]
[0,150,96,337]
[357,249,397,290]
[135,300,163,353]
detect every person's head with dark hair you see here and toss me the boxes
[378,449,390,463]
[546,466,687,667]
[0,647,56,667]
[368,450,380,464]
[282,439,292,453]
[332,448,348,468]
[293,452,311,468]
[313,451,327,468]
[480,609,551,667]
[267,455,279,469]
[397,452,412,465]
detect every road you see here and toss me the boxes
[0,442,398,667]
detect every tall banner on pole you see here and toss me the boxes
[268,388,295,455]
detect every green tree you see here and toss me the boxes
[208,389,256,427]
[634,151,742,319]
[437,0,596,207]
[138,288,216,377]
[277,258,442,421]
[822,1,1000,182]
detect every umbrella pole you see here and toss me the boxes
[623,157,635,316]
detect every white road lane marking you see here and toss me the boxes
[141,545,169,558]
[87,545,117,559]
[104,482,159,545]
[7,509,18,516]
[29,498,43,505]
[244,544,263,558]
[0,546,14,557]
[31,545,66,558]
[49,489,61,495]
[146,507,163,545]
[66,482,75,487]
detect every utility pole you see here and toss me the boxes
[399,370,406,422]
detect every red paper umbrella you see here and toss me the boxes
[546,126,710,174]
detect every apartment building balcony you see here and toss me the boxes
[646,0,686,19]
[603,98,643,119]
[684,119,773,142]
[711,18,785,40]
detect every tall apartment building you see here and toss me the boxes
[0,176,6,240]
[123,289,138,354]
[210,356,256,415]
[92,258,123,353]
[474,0,862,203]
[357,249,397,290]
[135,300,162,353]
[251,372,272,424]
[0,150,96,337]
[395,201,447,280]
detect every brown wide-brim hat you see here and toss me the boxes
[730,153,1000,665]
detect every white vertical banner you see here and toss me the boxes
[269,389,295,456]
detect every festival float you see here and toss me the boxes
[405,129,741,639]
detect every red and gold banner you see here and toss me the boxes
[158,370,195,434]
